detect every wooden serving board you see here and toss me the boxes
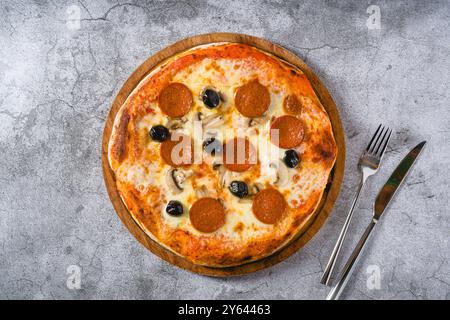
[101,33,345,276]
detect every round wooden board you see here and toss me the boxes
[101,33,345,277]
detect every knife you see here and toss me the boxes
[326,141,427,300]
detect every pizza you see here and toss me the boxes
[108,42,337,267]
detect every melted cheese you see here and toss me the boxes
[115,54,320,241]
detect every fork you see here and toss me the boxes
[320,124,392,286]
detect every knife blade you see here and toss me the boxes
[374,141,427,218]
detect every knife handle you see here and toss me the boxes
[326,219,377,300]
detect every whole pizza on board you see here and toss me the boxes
[108,43,337,267]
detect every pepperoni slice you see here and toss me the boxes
[158,83,193,118]
[252,188,286,224]
[270,115,304,149]
[235,80,270,118]
[189,198,225,233]
[223,137,257,172]
[160,134,193,167]
[283,95,303,115]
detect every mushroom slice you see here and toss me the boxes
[237,183,262,203]
[199,87,223,108]
[251,183,263,195]
[213,161,232,189]
[202,113,225,129]
[238,197,253,204]
[166,169,182,194]
[195,185,209,198]
[166,117,188,130]
[194,112,204,121]
[220,169,232,189]
[165,168,192,194]
[270,161,289,187]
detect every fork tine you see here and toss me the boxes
[366,124,382,152]
[377,128,392,157]
[375,127,389,155]
[369,125,386,154]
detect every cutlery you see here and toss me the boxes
[321,124,392,285]
[326,141,427,300]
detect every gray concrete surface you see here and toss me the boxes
[0,0,449,300]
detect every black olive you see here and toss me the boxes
[201,88,221,109]
[166,200,184,216]
[283,149,300,168]
[202,137,223,156]
[149,125,169,142]
[228,181,249,198]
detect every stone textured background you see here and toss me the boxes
[0,0,449,300]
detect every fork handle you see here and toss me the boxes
[326,219,377,300]
[320,178,365,285]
